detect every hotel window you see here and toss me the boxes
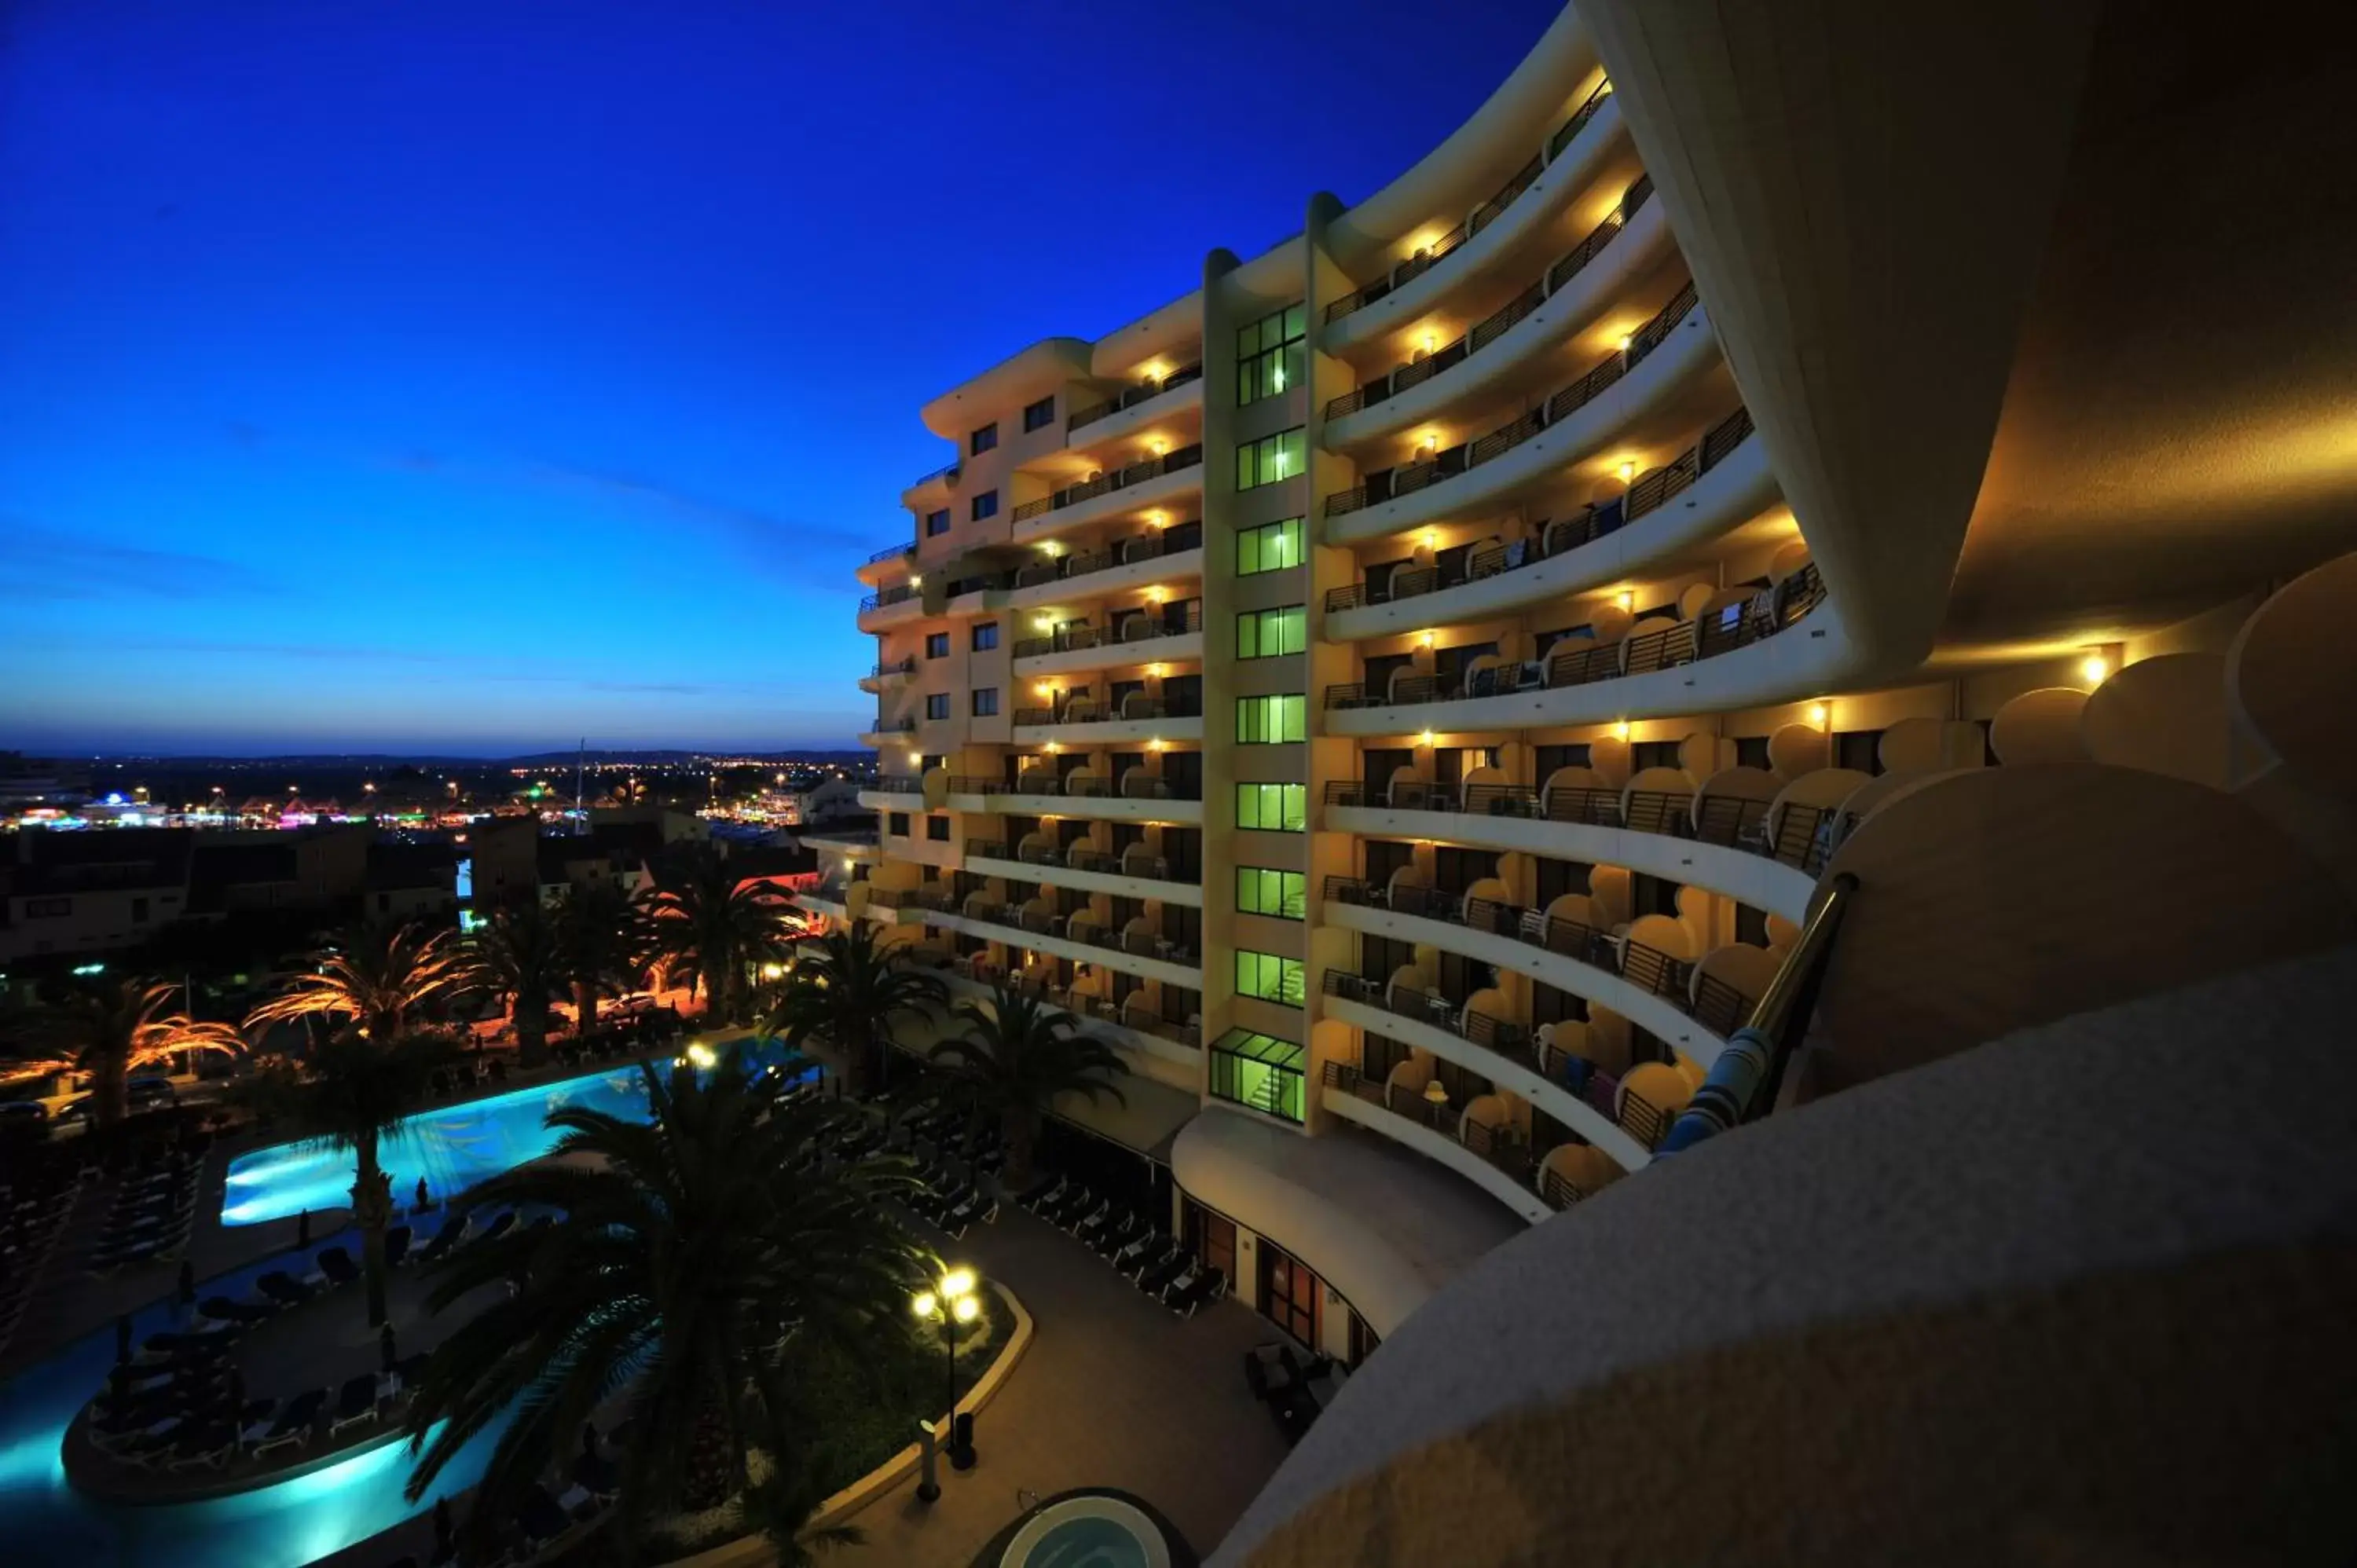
[26,897,71,918]
[925,507,950,537]
[925,694,950,720]
[1235,782,1307,832]
[1021,394,1055,433]
[1236,302,1307,406]
[1236,950,1306,1007]
[1235,427,1305,491]
[971,687,999,716]
[1236,866,1306,920]
[970,422,998,456]
[889,812,910,837]
[971,621,999,651]
[927,817,951,842]
[1235,694,1307,744]
[1236,605,1307,660]
[970,489,999,522]
[925,632,949,659]
[1237,517,1304,576]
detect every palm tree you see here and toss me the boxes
[922,984,1127,1192]
[244,920,470,1045]
[2,979,244,1127]
[401,1053,924,1560]
[236,1032,454,1328]
[643,846,798,1024]
[765,924,945,1097]
[552,881,648,1035]
[466,901,563,1066]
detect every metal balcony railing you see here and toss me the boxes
[1321,1060,1534,1181]
[857,582,920,614]
[1010,443,1205,524]
[907,460,959,492]
[1011,601,1203,660]
[1324,82,1614,328]
[870,774,920,794]
[863,541,915,566]
[1324,280,1699,518]
[1322,559,1824,716]
[1322,403,1754,615]
[1326,177,1656,423]
[867,657,916,680]
[1065,363,1204,434]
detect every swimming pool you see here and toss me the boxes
[222,1046,814,1225]
[1000,1493,1175,1568]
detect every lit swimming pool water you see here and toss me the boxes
[1001,1493,1171,1568]
[222,1046,814,1225]
[0,1232,507,1568]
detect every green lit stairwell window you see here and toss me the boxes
[1210,1030,1306,1123]
[1237,303,1307,406]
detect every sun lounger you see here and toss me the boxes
[316,1246,361,1288]
[251,1387,328,1456]
[199,1295,277,1326]
[236,1398,280,1446]
[412,1214,469,1266]
[256,1271,314,1306]
[1167,1266,1226,1318]
[328,1373,380,1438]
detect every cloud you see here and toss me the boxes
[0,518,284,603]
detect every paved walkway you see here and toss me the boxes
[827,1207,1292,1567]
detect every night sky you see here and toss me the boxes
[1,1,1558,757]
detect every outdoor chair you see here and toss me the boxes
[412,1214,470,1266]
[251,1388,328,1456]
[328,1373,380,1438]
[316,1246,361,1288]
[255,1272,315,1307]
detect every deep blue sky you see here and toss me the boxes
[1,1,1557,757]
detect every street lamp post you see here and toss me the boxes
[911,1265,981,1500]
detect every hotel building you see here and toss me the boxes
[814,0,2357,1387]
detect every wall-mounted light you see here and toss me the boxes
[1807,702,1830,727]
[1420,528,1438,551]
[1146,586,1165,604]
[1044,741,1061,754]
[909,574,924,588]
[1038,540,1061,556]
[1035,616,1054,631]
[1148,738,1166,751]
[1148,436,1169,456]
[1613,720,1631,742]
[1615,590,1633,611]
[1035,683,1053,698]
[2080,648,2112,686]
[1416,731,1435,749]
[1617,460,1637,484]
[1418,630,1435,648]
[1616,332,1634,353]
[1416,430,1440,458]
[906,752,922,767]
[1148,663,1166,678]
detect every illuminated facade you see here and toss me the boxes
[823,0,2357,1373]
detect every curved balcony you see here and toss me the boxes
[1318,1064,1552,1224]
[854,775,922,811]
[1324,408,1769,641]
[1323,81,1624,356]
[1064,363,1204,446]
[1321,773,1825,925]
[1319,973,1652,1171]
[1321,875,1745,1067]
[921,904,1200,991]
[856,717,918,749]
[900,460,960,511]
[856,582,922,632]
[1003,523,1203,611]
[1010,694,1204,749]
[1325,177,1666,450]
[857,656,917,694]
[1010,444,1204,546]
[1322,285,1715,549]
[962,838,1204,910]
[957,770,1205,826]
[856,541,915,586]
[1325,561,1831,735]
[1012,604,1203,678]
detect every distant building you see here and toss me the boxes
[365,841,460,921]
[0,827,195,962]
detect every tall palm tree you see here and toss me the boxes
[466,901,563,1065]
[236,1032,454,1328]
[924,984,1128,1192]
[2,979,244,1127]
[765,924,945,1097]
[643,847,797,1024]
[401,1054,924,1561]
[552,881,648,1035]
[244,920,470,1045]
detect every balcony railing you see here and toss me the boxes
[957,770,1202,804]
[1012,520,1204,593]
[935,901,1200,970]
[1321,1060,1534,1181]
[867,657,916,680]
[858,584,920,616]
[964,838,1178,886]
[869,774,920,794]
[1324,280,1699,519]
[1325,82,1615,327]
[970,965,1201,1050]
[1325,177,1656,423]
[1011,693,1204,727]
[907,460,959,492]
[866,717,917,736]
[1011,601,1204,660]
[1324,559,1824,714]
[1066,363,1204,434]
[1010,443,1205,524]
[1321,875,1757,1040]
[863,541,915,566]
[1324,403,1754,614]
